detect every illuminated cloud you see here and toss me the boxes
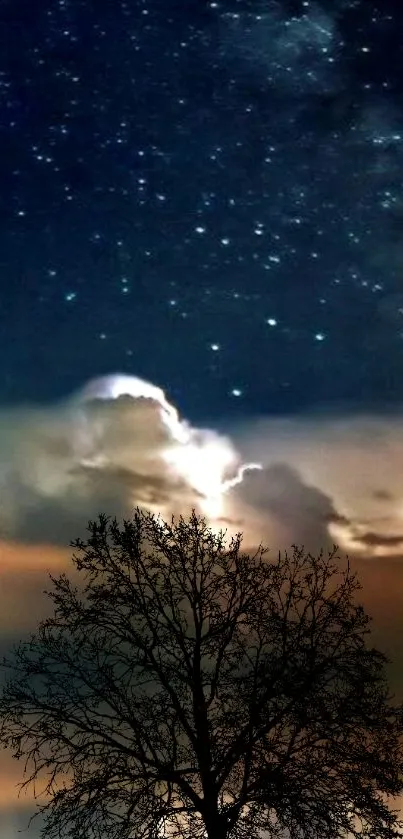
[0,374,403,559]
[0,374,260,546]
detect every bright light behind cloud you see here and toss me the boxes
[79,374,191,445]
[77,374,262,521]
[1,373,403,558]
[163,430,262,519]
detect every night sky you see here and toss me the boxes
[4,2,403,834]
[2,0,403,419]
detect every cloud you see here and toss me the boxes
[230,462,342,554]
[230,412,403,557]
[1,374,403,559]
[0,374,251,546]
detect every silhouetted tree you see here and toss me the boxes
[1,509,402,839]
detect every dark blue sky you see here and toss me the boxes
[2,0,403,420]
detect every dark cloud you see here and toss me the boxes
[372,489,395,502]
[233,462,341,553]
[353,531,403,549]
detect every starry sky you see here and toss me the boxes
[3,0,403,419]
[4,0,403,835]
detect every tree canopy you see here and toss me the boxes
[1,508,402,839]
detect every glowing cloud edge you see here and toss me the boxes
[75,373,262,520]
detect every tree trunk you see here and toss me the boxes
[205,813,230,839]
